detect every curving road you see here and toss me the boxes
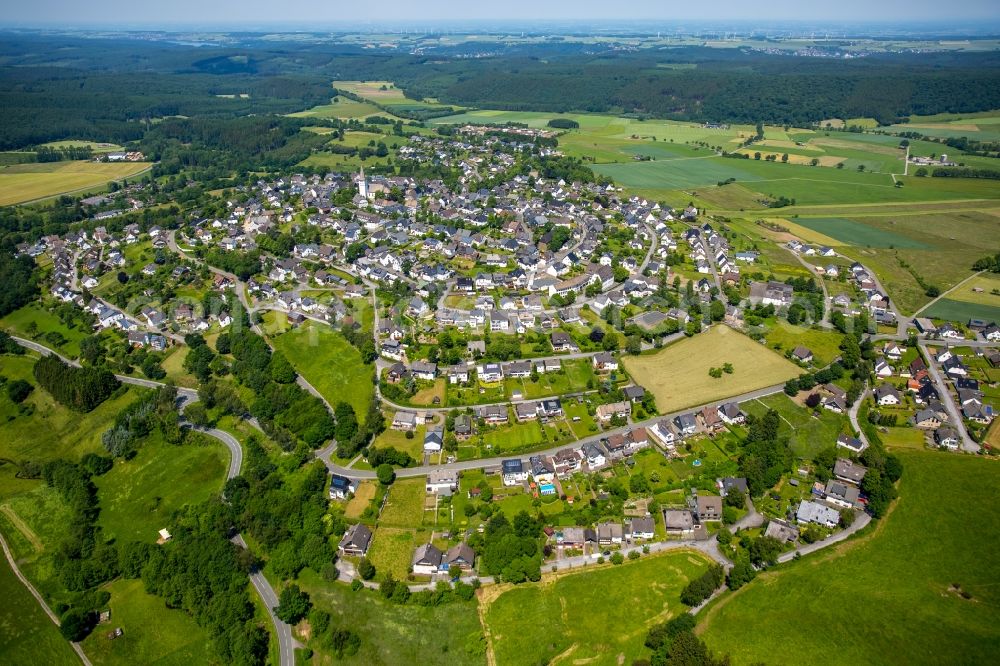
[11,336,295,666]
[0,532,93,665]
[847,385,871,450]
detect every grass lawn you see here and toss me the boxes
[0,160,151,206]
[378,478,427,529]
[80,578,213,666]
[0,552,77,665]
[95,434,228,543]
[480,419,546,454]
[698,450,1000,665]
[742,393,850,459]
[366,527,425,581]
[344,481,377,519]
[514,359,597,399]
[410,379,446,407]
[0,356,139,494]
[764,324,844,367]
[1,303,91,359]
[484,549,714,665]
[268,321,373,424]
[880,427,928,450]
[372,426,425,461]
[623,327,800,414]
[295,569,484,665]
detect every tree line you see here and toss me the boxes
[33,355,120,412]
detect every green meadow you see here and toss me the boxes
[699,450,1000,665]
[267,320,374,424]
[80,578,214,666]
[922,298,1000,324]
[95,433,228,543]
[485,550,714,665]
[296,569,485,666]
[0,554,78,666]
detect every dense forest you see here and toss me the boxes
[2,33,1000,151]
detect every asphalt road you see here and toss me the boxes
[318,381,789,480]
[919,342,980,453]
[12,335,294,666]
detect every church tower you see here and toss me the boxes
[357,166,370,199]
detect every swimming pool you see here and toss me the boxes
[539,483,557,495]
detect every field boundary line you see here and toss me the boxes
[912,270,987,317]
[0,529,93,665]
[0,504,44,552]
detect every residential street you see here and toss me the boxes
[918,342,980,453]
[317,381,789,480]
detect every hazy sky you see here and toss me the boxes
[3,0,998,26]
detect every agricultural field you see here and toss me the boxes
[0,160,151,206]
[289,96,392,120]
[40,140,125,153]
[295,569,485,666]
[789,217,929,249]
[622,327,800,414]
[939,273,1000,306]
[0,553,77,666]
[332,81,456,115]
[267,321,373,424]
[80,578,214,666]
[922,298,1000,325]
[886,110,1000,143]
[765,208,1000,315]
[94,434,228,543]
[699,450,1000,665]
[484,549,714,665]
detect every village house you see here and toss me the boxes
[592,352,618,372]
[391,411,418,431]
[426,469,457,495]
[412,543,444,576]
[625,516,655,541]
[833,458,867,485]
[338,523,372,557]
[796,500,840,528]
[596,401,630,423]
[329,474,358,500]
[824,480,860,509]
[662,509,695,538]
[696,495,723,521]
[597,521,624,545]
[501,459,528,486]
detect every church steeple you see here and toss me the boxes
[357,166,369,199]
